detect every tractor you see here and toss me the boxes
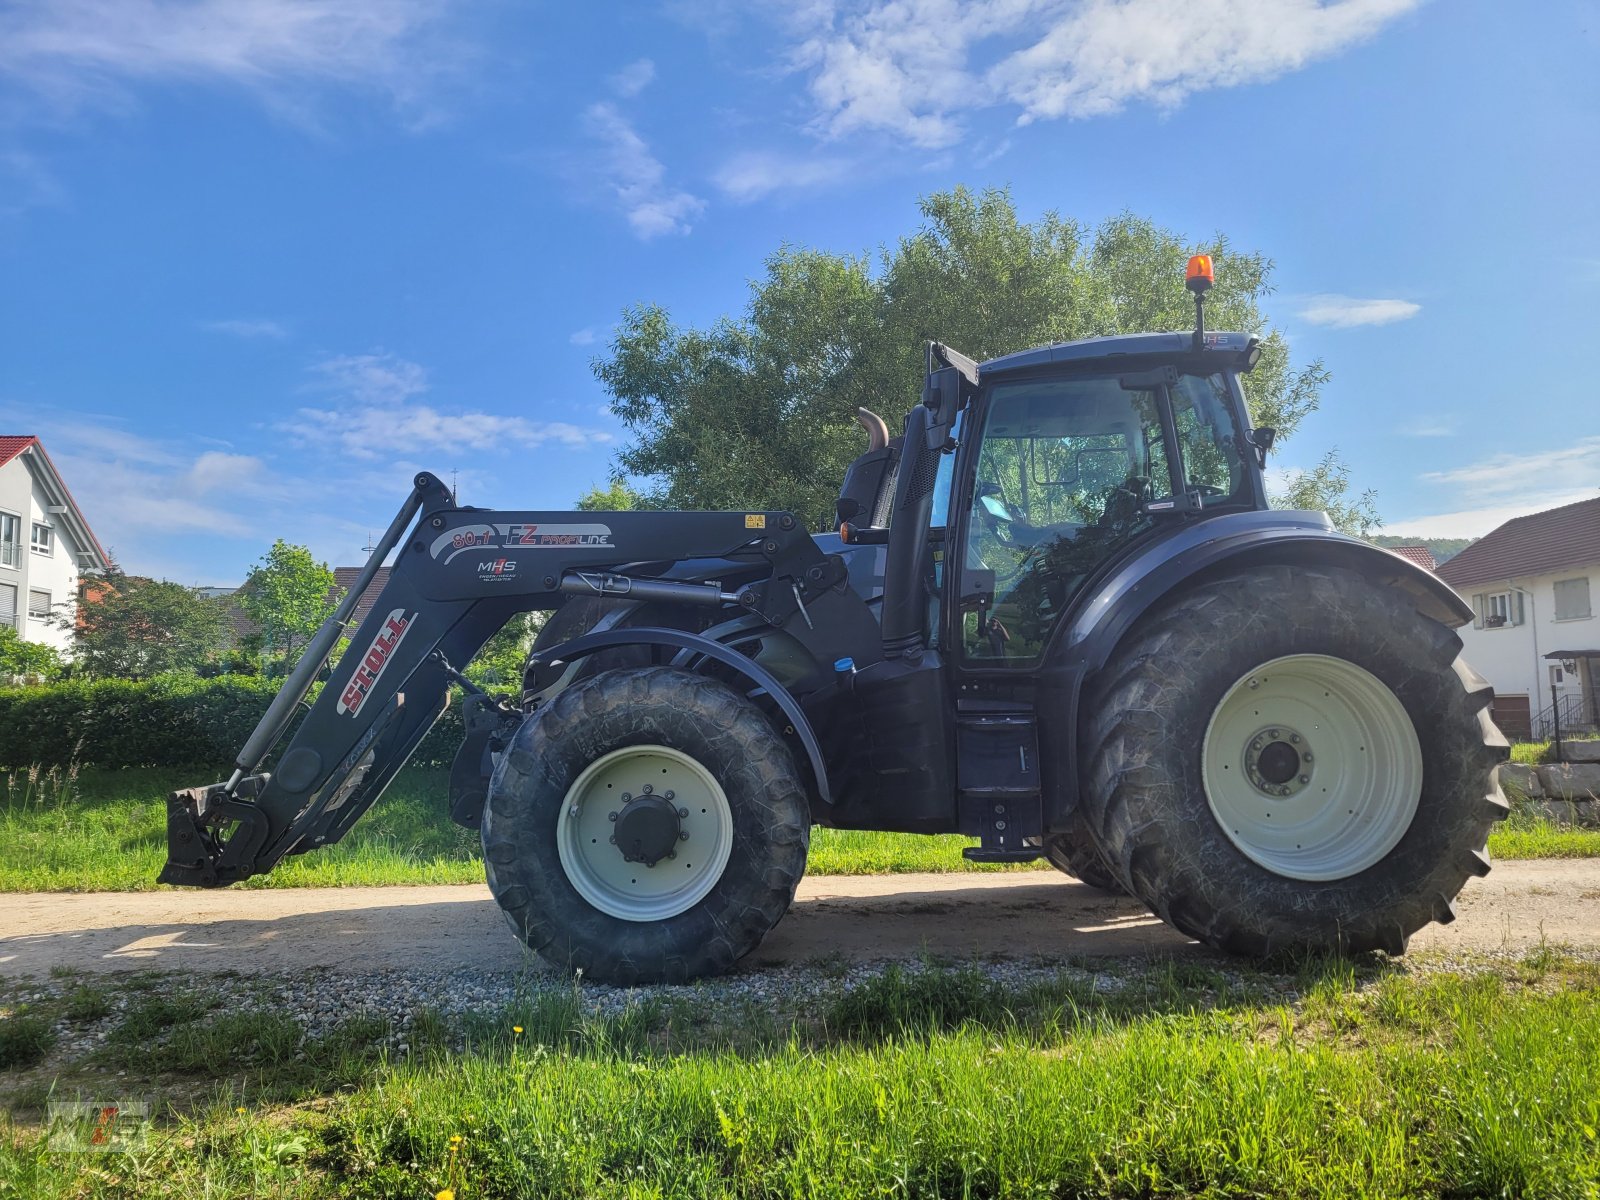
[162,256,1508,983]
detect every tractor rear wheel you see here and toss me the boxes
[483,666,808,984]
[1080,564,1508,958]
[1041,815,1124,893]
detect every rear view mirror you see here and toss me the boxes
[1249,426,1276,467]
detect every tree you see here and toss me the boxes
[595,186,1362,530]
[1274,450,1381,537]
[241,540,335,668]
[68,571,226,679]
[0,625,65,684]
[575,480,643,511]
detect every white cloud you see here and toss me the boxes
[1399,418,1454,438]
[287,352,614,459]
[569,327,597,346]
[1297,294,1421,328]
[0,0,465,120]
[1382,493,1600,540]
[311,352,429,405]
[1384,437,1600,536]
[202,317,288,339]
[609,58,656,97]
[1419,438,1600,503]
[582,101,705,238]
[714,151,855,202]
[784,0,1419,148]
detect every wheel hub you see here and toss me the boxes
[612,790,684,867]
[1243,727,1314,797]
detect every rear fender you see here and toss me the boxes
[528,626,832,808]
[1037,510,1472,832]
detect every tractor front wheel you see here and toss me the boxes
[483,666,809,984]
[1080,565,1508,957]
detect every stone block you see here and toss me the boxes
[1533,799,1600,828]
[1498,763,1544,798]
[1561,739,1600,764]
[1537,762,1600,802]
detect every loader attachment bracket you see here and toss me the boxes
[158,780,271,888]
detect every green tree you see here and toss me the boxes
[240,540,335,668]
[68,572,226,679]
[0,625,65,684]
[1274,450,1381,537]
[575,480,643,511]
[595,185,1360,530]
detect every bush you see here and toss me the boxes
[0,674,465,771]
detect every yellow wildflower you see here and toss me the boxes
[435,1191,455,1200]
[449,1134,463,1144]
[512,1025,523,1035]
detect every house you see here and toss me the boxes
[1436,495,1600,741]
[1386,544,1437,572]
[329,566,392,628]
[0,436,109,655]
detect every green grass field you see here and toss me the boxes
[1,760,1594,892]
[2,953,1598,1197]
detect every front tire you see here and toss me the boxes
[1081,565,1508,957]
[483,667,809,984]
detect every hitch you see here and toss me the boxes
[158,777,271,888]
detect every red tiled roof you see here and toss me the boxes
[1387,545,1436,572]
[0,435,39,467]
[1436,495,1600,588]
[332,567,392,628]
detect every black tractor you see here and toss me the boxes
[163,257,1507,983]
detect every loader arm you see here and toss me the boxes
[160,471,865,887]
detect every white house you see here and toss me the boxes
[0,436,108,655]
[1436,495,1600,741]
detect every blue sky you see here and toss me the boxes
[2,0,1596,583]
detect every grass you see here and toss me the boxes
[2,954,1599,1197]
[1,748,1595,892]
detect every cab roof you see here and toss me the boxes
[979,331,1256,379]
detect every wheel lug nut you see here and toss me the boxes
[621,793,632,803]
[679,831,689,841]
[664,790,674,800]
[608,812,618,822]
[642,784,653,794]
[1299,775,1310,784]
[608,835,617,844]
[1290,734,1300,744]
[1302,753,1313,763]
[1268,729,1280,739]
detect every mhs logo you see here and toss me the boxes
[478,559,515,575]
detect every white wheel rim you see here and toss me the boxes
[1200,654,1422,881]
[556,745,733,922]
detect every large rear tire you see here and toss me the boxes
[483,666,809,984]
[1080,564,1508,957]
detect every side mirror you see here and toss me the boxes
[1249,426,1276,467]
[921,366,961,451]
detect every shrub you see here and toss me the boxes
[0,674,464,770]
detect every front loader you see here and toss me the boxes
[163,257,1508,983]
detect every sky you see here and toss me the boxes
[1,0,1596,584]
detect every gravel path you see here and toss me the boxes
[3,859,1597,981]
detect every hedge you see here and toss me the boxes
[0,674,466,771]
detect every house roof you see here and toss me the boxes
[332,567,392,627]
[1387,545,1437,572]
[0,435,109,570]
[1436,495,1600,588]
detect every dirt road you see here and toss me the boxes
[3,859,1597,978]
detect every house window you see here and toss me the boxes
[0,512,17,568]
[0,583,15,629]
[30,522,52,556]
[1473,590,1524,628]
[1553,577,1592,621]
[27,589,50,620]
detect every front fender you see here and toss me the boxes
[528,626,832,807]
[1036,510,1472,832]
